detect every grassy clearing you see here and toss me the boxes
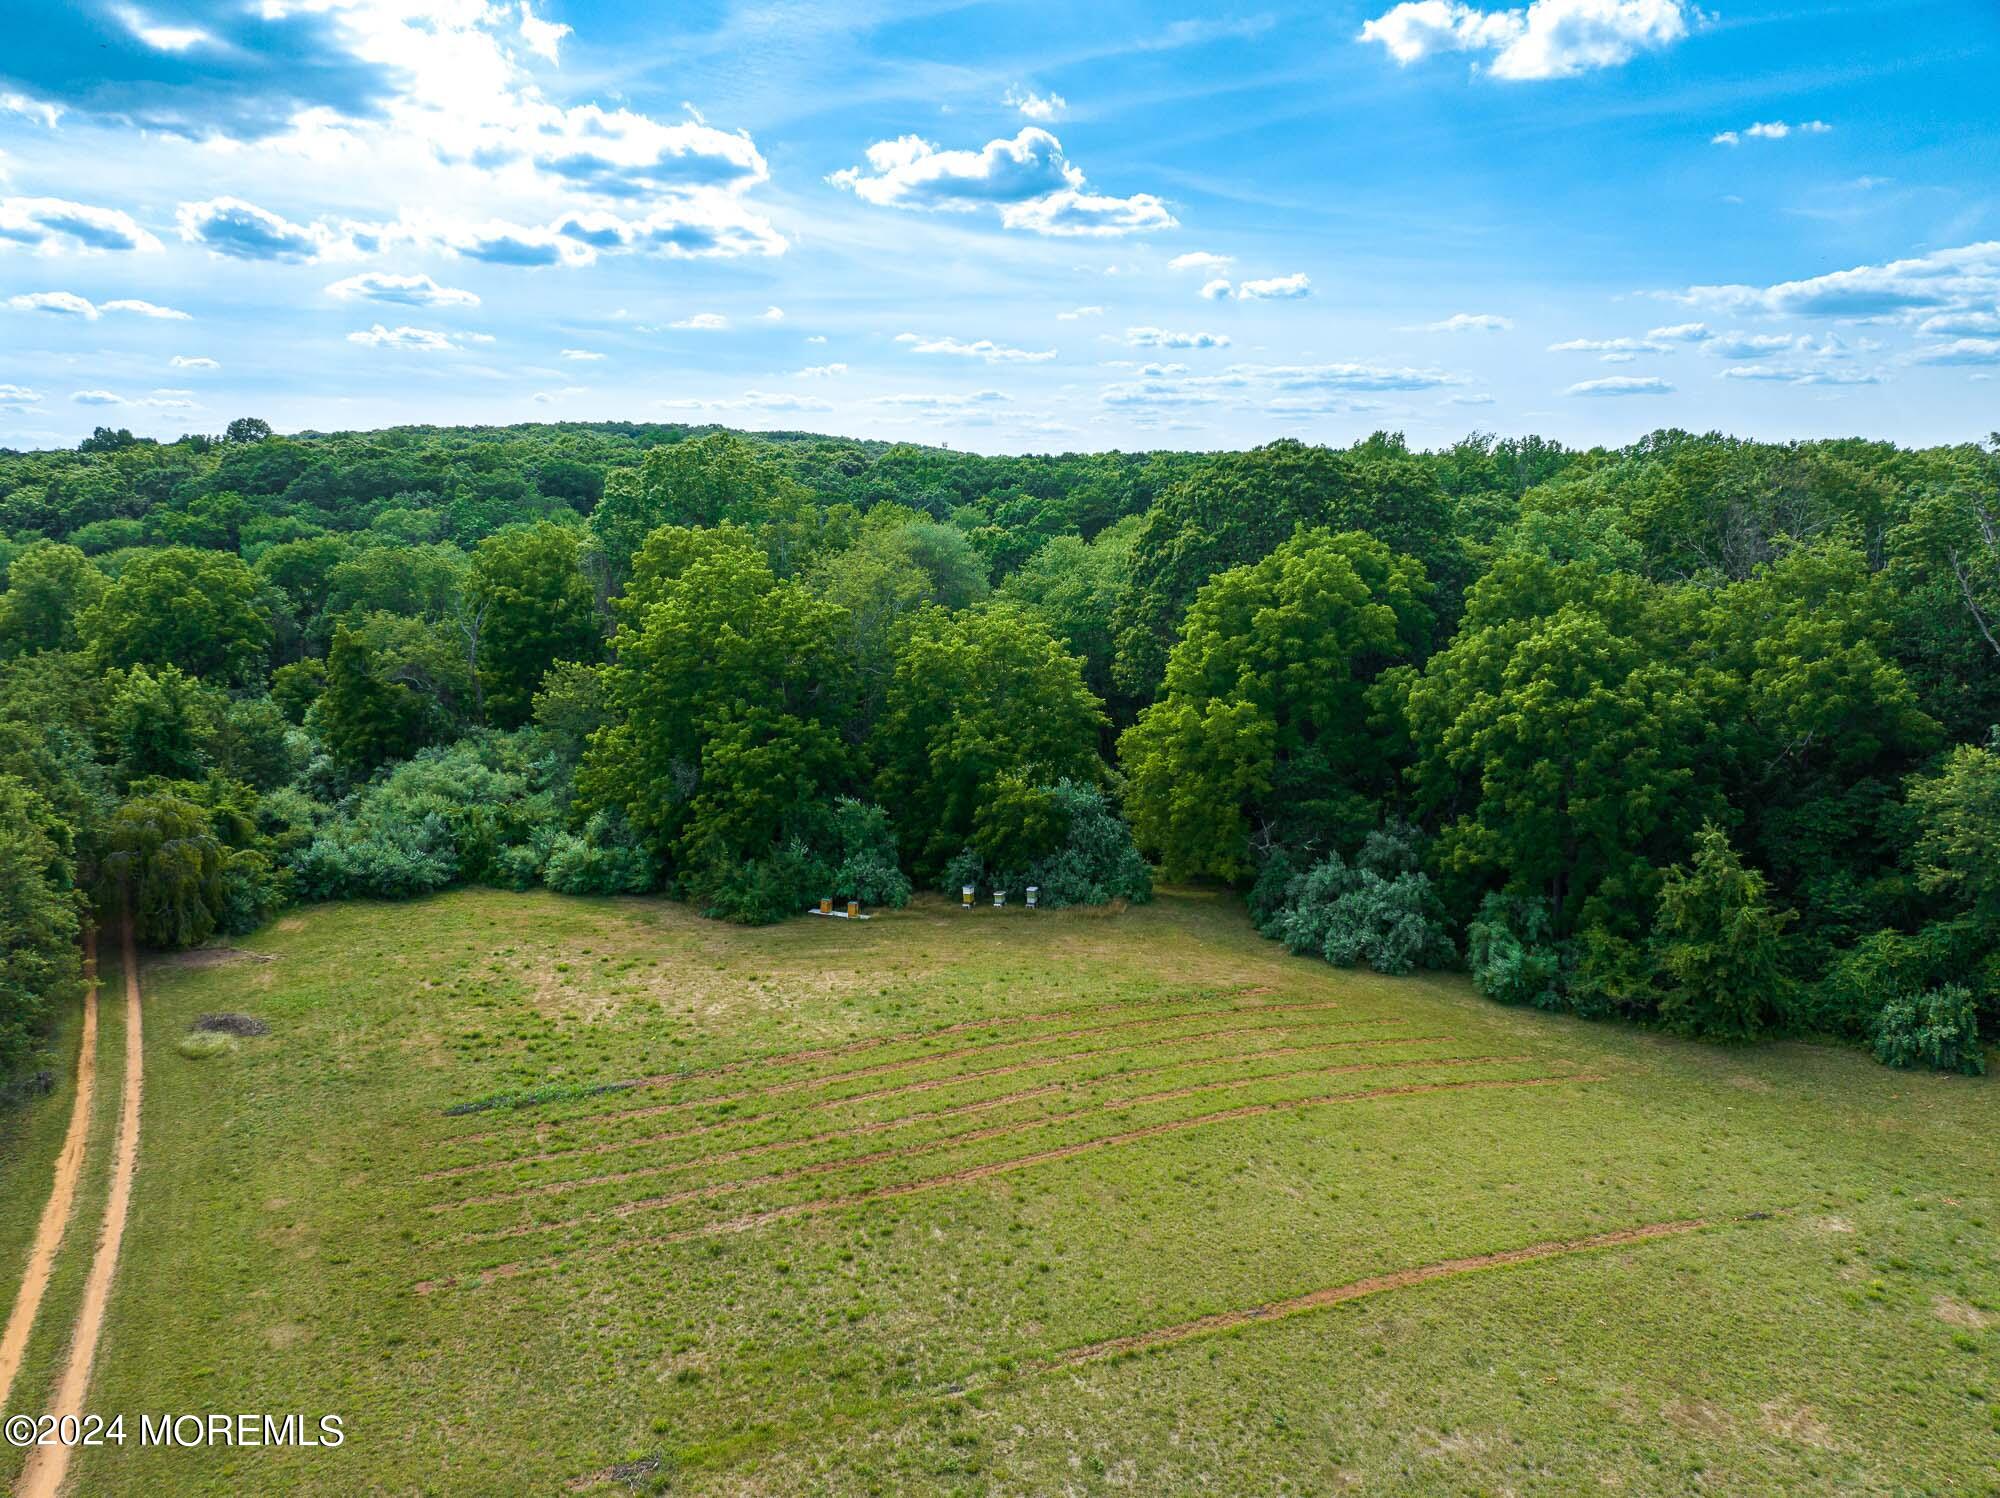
[60,890,2000,1494]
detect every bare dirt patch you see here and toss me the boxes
[1932,1295,1992,1329]
[1759,1399,1837,1448]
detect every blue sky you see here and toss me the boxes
[2,0,1996,454]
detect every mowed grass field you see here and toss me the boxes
[28,888,2000,1495]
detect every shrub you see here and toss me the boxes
[1467,892,1568,1010]
[1271,835,1453,978]
[1873,985,1987,1075]
[940,782,1148,909]
[1651,823,1795,1042]
[543,809,655,897]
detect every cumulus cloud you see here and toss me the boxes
[1712,120,1831,146]
[1415,312,1513,332]
[7,290,101,318]
[1566,375,1675,395]
[517,1,571,63]
[347,323,457,351]
[1358,0,1690,80]
[895,333,1056,363]
[178,196,336,262]
[102,298,190,319]
[1004,86,1067,121]
[71,389,124,405]
[0,384,44,412]
[1919,309,2000,337]
[325,271,479,307]
[7,290,189,319]
[1199,278,1233,300]
[830,129,1174,237]
[0,197,162,254]
[1126,327,1231,349]
[1667,241,2000,319]
[1235,273,1312,300]
[1912,338,2000,367]
[1549,334,1670,353]
[759,306,785,321]
[1170,251,1233,271]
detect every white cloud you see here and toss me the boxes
[796,363,848,377]
[1718,365,1881,385]
[559,348,604,360]
[1917,309,2000,337]
[1549,335,1669,353]
[1566,375,1675,395]
[1199,278,1233,300]
[1236,273,1312,300]
[325,271,480,308]
[8,290,101,318]
[0,197,162,254]
[1358,0,1690,81]
[1057,305,1104,320]
[7,290,188,320]
[71,389,123,405]
[830,129,1174,237]
[658,390,835,415]
[895,333,1056,363]
[1712,119,1831,146]
[1126,326,1231,349]
[531,386,590,403]
[1447,392,1498,404]
[1415,312,1513,332]
[873,390,1014,416]
[170,355,220,370]
[0,384,44,411]
[0,94,62,129]
[517,1,571,63]
[1912,338,2000,367]
[114,4,215,54]
[759,306,785,321]
[1646,321,1711,342]
[1170,251,1233,271]
[103,298,189,319]
[672,312,729,330]
[1668,241,2000,319]
[347,323,456,351]
[1004,85,1067,121]
[178,197,339,262]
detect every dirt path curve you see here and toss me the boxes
[16,909,143,1498]
[0,928,100,1414]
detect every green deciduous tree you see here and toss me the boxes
[578,525,853,878]
[100,788,229,949]
[1120,530,1432,881]
[82,545,271,683]
[0,775,81,1077]
[466,522,600,728]
[316,626,422,778]
[873,605,1105,878]
[0,541,107,657]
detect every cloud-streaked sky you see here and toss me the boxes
[2,0,1995,452]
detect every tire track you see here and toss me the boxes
[1041,1218,1712,1368]
[17,908,144,1498]
[0,927,99,1414]
[420,1032,1458,1185]
[435,1052,1526,1219]
[419,1072,1603,1293]
[436,1011,1398,1159]
[441,987,1306,1145]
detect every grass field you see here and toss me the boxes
[20,889,2000,1494]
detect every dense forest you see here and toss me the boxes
[2,417,1995,1095]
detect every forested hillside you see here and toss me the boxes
[2,419,1994,1089]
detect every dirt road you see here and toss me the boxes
[0,927,100,1414]
[15,911,143,1498]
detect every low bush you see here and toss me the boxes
[1873,985,1987,1076]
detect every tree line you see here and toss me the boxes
[1,419,1994,1089]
